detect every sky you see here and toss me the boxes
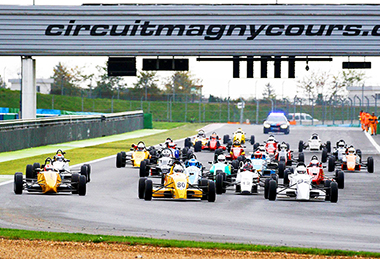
[2,0,380,100]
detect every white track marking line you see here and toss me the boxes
[364,131,380,153]
[0,180,12,186]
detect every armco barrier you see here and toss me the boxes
[0,111,143,152]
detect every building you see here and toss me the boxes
[347,86,380,106]
[8,78,55,94]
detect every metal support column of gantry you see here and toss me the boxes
[21,56,36,119]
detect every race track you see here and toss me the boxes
[1,124,380,252]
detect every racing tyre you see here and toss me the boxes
[138,178,146,199]
[335,170,344,189]
[78,175,86,196]
[235,184,241,193]
[71,173,79,194]
[182,147,189,161]
[283,169,290,186]
[184,137,192,148]
[231,160,240,171]
[80,165,89,182]
[328,156,335,172]
[199,179,209,200]
[194,141,202,152]
[207,180,216,202]
[250,135,255,145]
[144,179,153,201]
[139,160,148,177]
[324,180,331,201]
[14,172,23,195]
[215,174,224,195]
[356,149,362,163]
[298,152,305,163]
[298,141,304,153]
[116,152,123,168]
[223,135,229,144]
[330,182,338,203]
[26,164,34,180]
[367,157,374,173]
[237,155,245,162]
[326,141,331,153]
[121,152,127,167]
[268,180,277,201]
[33,162,40,170]
[85,164,91,182]
[278,161,285,178]
[321,148,328,163]
[253,143,259,151]
[264,178,270,199]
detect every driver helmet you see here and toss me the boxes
[165,138,172,146]
[311,133,319,140]
[338,140,345,148]
[44,164,53,171]
[173,164,184,174]
[137,142,145,151]
[187,158,198,167]
[280,143,287,150]
[310,155,319,166]
[254,150,263,159]
[268,135,275,142]
[168,142,176,149]
[347,147,355,154]
[242,162,253,171]
[217,154,226,163]
[55,153,64,161]
[198,129,205,137]
[161,149,171,157]
[233,140,241,146]
[236,128,243,133]
[296,164,307,174]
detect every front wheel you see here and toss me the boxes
[264,178,270,199]
[367,157,374,173]
[298,152,305,163]
[328,156,336,172]
[14,172,23,195]
[268,180,277,201]
[250,135,255,145]
[298,140,304,153]
[194,141,202,152]
[330,182,338,203]
[138,178,146,199]
[335,170,344,189]
[215,173,224,195]
[78,175,87,196]
[144,179,153,201]
[278,161,285,178]
[207,181,216,202]
[116,152,123,168]
[321,148,328,163]
[139,160,149,177]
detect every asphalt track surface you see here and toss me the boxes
[1,124,380,252]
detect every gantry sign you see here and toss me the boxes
[1,4,380,118]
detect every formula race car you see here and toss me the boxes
[295,155,344,189]
[138,162,216,202]
[225,140,246,161]
[328,146,374,173]
[14,157,87,195]
[116,141,151,168]
[298,133,331,154]
[185,132,226,152]
[139,148,176,178]
[223,128,254,145]
[265,163,338,202]
[51,149,91,182]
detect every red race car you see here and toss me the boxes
[305,156,344,189]
[202,133,226,151]
[226,141,245,161]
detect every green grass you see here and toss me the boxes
[0,228,378,257]
[0,123,205,175]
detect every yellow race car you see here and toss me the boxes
[223,128,255,146]
[138,162,216,202]
[14,158,87,195]
[116,141,151,168]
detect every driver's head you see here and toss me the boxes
[44,164,53,171]
[137,142,145,151]
[173,165,184,173]
[217,154,226,163]
[297,165,307,174]
[254,150,262,159]
[348,147,355,154]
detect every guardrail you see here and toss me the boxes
[0,111,144,152]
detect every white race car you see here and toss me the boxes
[265,163,338,202]
[299,133,331,153]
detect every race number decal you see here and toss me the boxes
[177,182,186,190]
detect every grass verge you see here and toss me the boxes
[0,228,379,258]
[0,123,205,175]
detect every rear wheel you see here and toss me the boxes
[278,161,285,178]
[138,178,146,199]
[14,172,23,195]
[121,152,127,167]
[367,157,374,173]
[328,156,336,172]
[253,143,259,151]
[184,137,192,148]
[144,179,153,201]
[216,173,224,195]
[71,173,79,194]
[268,180,277,201]
[139,160,148,177]
[250,135,255,145]
[330,182,338,203]
[324,180,331,201]
[223,135,230,144]
[326,141,331,153]
[26,164,34,180]
[231,160,240,172]
[116,152,123,168]
[283,169,290,186]
[85,164,91,182]
[298,141,304,152]
[194,141,202,152]
[80,165,89,182]
[264,178,270,199]
[33,162,40,171]
[335,170,344,189]
[78,175,86,196]
[207,181,216,202]
[321,148,328,163]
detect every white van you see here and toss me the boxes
[287,113,319,124]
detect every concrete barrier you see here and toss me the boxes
[0,111,143,152]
